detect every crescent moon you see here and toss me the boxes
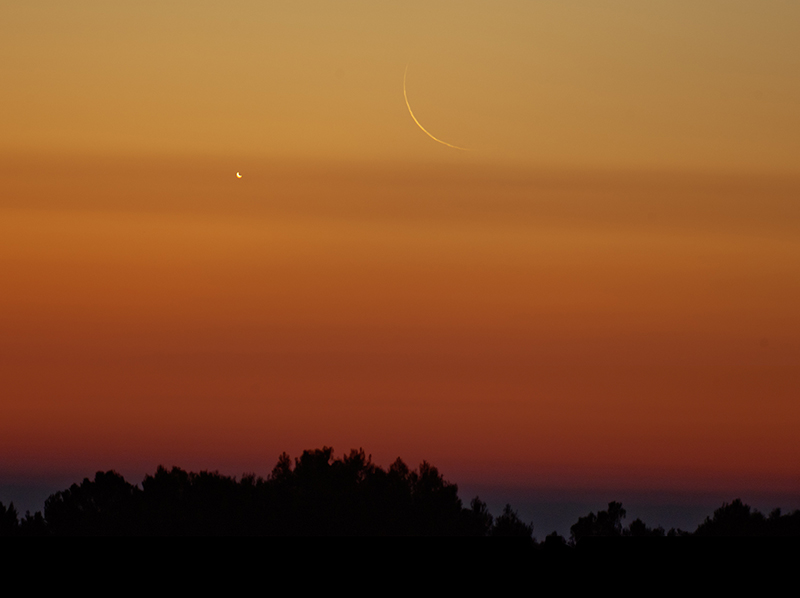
[403,65,470,151]
[236,172,242,178]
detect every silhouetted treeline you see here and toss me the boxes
[567,499,800,542]
[0,448,530,537]
[1,448,798,537]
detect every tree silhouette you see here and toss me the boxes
[570,501,626,543]
[625,518,665,537]
[44,470,140,535]
[0,501,19,536]
[543,530,568,549]
[464,497,494,536]
[490,504,534,538]
[695,499,768,536]
[19,510,47,536]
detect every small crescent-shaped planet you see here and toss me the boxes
[236,172,242,178]
[403,65,470,151]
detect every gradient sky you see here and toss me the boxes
[2,2,800,508]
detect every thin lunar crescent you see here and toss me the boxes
[403,65,470,151]
[236,172,242,178]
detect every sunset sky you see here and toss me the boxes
[2,2,800,528]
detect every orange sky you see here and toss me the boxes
[2,2,800,494]
[3,1,800,172]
